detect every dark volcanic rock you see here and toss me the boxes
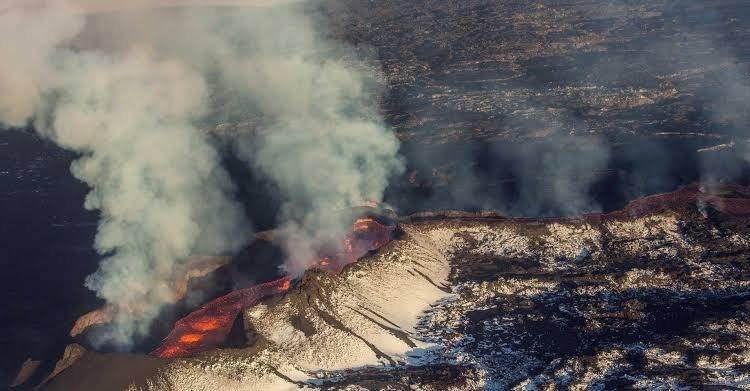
[324,0,750,143]
[314,0,750,214]
[410,187,750,389]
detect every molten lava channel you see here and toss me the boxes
[151,216,395,358]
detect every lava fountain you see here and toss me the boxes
[151,216,397,358]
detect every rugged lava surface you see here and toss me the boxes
[410,189,750,389]
[38,184,750,390]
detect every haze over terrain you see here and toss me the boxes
[22,0,296,13]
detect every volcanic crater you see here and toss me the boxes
[18,184,748,390]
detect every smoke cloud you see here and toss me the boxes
[0,0,83,125]
[394,110,611,217]
[0,1,252,347]
[221,14,404,275]
[0,0,402,345]
[70,2,403,276]
[59,49,250,346]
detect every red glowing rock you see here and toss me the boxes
[585,184,750,221]
[151,277,291,358]
[152,216,395,358]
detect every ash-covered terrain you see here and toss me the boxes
[5,0,750,390]
[37,184,750,390]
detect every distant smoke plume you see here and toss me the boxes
[0,0,402,345]
[384,0,750,215]
[397,109,610,217]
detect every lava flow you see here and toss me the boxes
[152,216,396,358]
[151,277,291,358]
[313,217,396,273]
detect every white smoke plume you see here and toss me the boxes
[0,0,402,345]
[59,49,250,346]
[66,3,403,276]
[224,18,404,275]
[0,0,82,125]
[66,3,404,273]
[0,0,250,347]
[133,4,404,275]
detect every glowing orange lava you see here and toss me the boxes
[311,217,394,273]
[191,318,220,332]
[178,334,203,344]
[151,277,292,358]
[152,216,396,359]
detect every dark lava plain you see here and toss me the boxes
[317,0,750,215]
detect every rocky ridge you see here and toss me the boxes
[38,184,750,390]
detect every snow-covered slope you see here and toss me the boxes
[122,224,454,390]
[42,188,750,390]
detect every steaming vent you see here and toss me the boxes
[151,211,398,358]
